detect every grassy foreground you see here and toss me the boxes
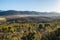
[0,22,60,40]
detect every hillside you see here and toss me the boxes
[0,10,60,16]
[0,10,60,22]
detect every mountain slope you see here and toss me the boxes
[0,10,60,16]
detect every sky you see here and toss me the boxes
[0,0,60,12]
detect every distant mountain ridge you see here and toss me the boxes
[0,10,60,16]
[0,10,60,22]
[0,10,4,12]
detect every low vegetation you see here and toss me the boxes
[0,20,60,40]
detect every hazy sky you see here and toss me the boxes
[0,0,60,12]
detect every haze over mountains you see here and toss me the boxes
[0,10,60,22]
[0,10,60,16]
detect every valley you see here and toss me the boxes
[0,10,60,40]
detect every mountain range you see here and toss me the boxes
[0,10,60,16]
[0,10,60,22]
